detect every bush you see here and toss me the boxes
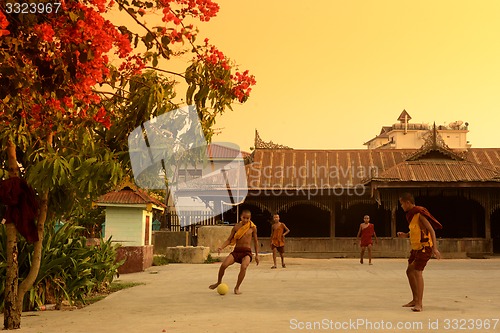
[152,255,170,266]
[204,253,221,264]
[0,223,123,312]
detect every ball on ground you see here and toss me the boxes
[216,283,229,295]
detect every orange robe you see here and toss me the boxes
[360,224,375,247]
[406,206,442,230]
[229,221,256,246]
[271,223,285,247]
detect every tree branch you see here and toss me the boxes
[92,89,131,101]
[144,66,186,79]
[115,0,170,59]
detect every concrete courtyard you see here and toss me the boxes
[8,256,500,333]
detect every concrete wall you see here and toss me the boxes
[197,226,233,253]
[105,207,145,246]
[116,245,154,274]
[388,129,468,150]
[152,231,191,254]
[438,130,468,149]
[438,238,492,258]
[166,246,210,264]
[196,226,491,258]
[258,237,490,258]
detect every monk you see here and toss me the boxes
[270,214,290,268]
[397,193,442,312]
[357,215,377,265]
[209,209,259,294]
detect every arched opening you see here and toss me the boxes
[396,196,484,238]
[279,203,330,237]
[221,203,272,238]
[335,203,390,237]
[491,209,500,253]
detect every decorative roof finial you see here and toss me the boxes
[405,123,466,161]
[254,129,293,149]
[432,122,438,148]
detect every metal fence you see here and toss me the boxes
[164,211,218,246]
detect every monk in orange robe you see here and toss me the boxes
[397,193,442,312]
[270,214,290,268]
[357,215,377,264]
[209,209,259,294]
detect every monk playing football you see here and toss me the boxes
[397,193,442,312]
[209,209,259,294]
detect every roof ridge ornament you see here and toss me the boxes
[115,176,139,192]
[405,122,467,161]
[432,121,438,148]
[254,129,293,149]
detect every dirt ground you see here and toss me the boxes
[5,256,500,333]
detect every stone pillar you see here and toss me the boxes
[391,206,397,237]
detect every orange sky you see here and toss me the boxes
[186,0,500,152]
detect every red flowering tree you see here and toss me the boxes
[0,0,255,329]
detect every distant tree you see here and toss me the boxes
[0,0,255,328]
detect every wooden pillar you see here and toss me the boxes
[485,200,491,240]
[391,205,397,237]
[330,203,336,238]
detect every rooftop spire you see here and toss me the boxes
[397,109,412,123]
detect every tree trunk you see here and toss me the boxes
[17,191,48,310]
[3,224,20,329]
[3,141,47,330]
[3,141,21,329]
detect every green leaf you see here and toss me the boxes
[144,32,155,46]
[152,53,158,68]
[161,35,170,48]
[186,84,196,104]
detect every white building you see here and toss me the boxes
[173,143,249,215]
[364,110,471,150]
[94,184,165,246]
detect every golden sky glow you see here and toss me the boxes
[191,0,500,151]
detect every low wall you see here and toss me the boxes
[116,245,154,274]
[258,238,491,258]
[195,226,492,258]
[197,226,233,253]
[166,246,210,264]
[152,231,190,254]
[439,238,493,258]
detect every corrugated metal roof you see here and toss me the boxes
[245,148,500,189]
[207,144,250,159]
[95,187,165,207]
[466,148,500,172]
[371,160,500,182]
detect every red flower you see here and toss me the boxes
[89,0,107,12]
[34,23,55,42]
[0,10,10,37]
[231,70,256,103]
[93,107,111,129]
